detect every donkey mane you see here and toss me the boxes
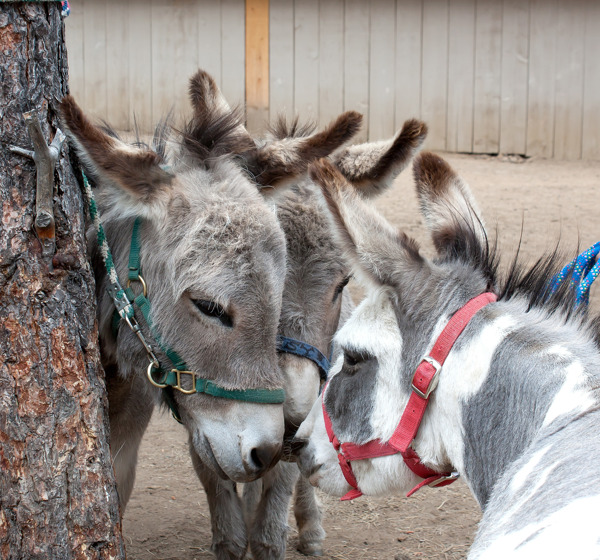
[443,215,588,325]
[268,115,317,140]
[181,106,255,164]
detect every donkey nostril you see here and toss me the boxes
[290,437,307,455]
[249,442,282,473]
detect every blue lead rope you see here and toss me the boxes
[548,241,600,307]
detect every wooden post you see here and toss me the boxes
[246,0,269,133]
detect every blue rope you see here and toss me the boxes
[548,241,600,307]
[61,0,70,17]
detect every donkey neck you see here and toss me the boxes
[426,299,600,508]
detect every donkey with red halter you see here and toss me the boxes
[181,70,428,560]
[295,153,600,559]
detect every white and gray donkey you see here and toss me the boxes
[295,153,600,559]
[181,70,428,560]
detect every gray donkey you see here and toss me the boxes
[59,95,360,512]
[295,153,600,559]
[182,70,428,560]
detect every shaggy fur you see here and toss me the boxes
[61,95,289,511]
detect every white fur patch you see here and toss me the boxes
[542,361,595,427]
[416,312,518,473]
[508,445,551,496]
[474,494,600,559]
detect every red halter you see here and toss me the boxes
[322,292,498,501]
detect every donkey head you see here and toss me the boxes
[294,153,497,497]
[271,117,428,439]
[61,96,289,482]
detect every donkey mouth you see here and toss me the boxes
[198,435,230,480]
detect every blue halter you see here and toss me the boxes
[548,241,600,307]
[276,335,331,383]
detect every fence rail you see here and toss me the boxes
[65,0,600,159]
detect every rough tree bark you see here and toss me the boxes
[0,4,125,559]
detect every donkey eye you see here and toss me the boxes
[193,299,233,328]
[343,349,368,369]
[333,275,351,301]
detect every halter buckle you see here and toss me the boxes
[172,370,197,394]
[428,471,460,487]
[411,356,442,399]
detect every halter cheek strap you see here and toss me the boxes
[323,291,498,501]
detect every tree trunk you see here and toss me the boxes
[0,4,125,558]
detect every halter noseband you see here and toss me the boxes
[276,336,330,383]
[322,291,498,501]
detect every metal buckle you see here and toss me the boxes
[127,274,148,297]
[428,471,460,487]
[172,370,197,395]
[411,356,442,399]
[147,361,167,388]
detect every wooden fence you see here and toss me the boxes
[65,0,600,159]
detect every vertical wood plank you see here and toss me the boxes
[294,0,320,120]
[582,1,600,160]
[553,0,585,160]
[221,0,246,109]
[446,0,475,153]
[106,0,130,130]
[197,0,222,86]
[526,0,557,158]
[319,0,344,127]
[64,0,84,104]
[151,0,174,126]
[173,0,200,121]
[82,0,108,120]
[499,0,529,155]
[395,0,423,134]
[246,0,270,132]
[368,0,396,140]
[472,0,502,153]
[128,0,152,132]
[269,0,295,122]
[344,0,370,141]
[421,0,448,150]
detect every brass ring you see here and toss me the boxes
[127,274,148,297]
[147,361,167,388]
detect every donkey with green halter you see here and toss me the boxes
[59,95,360,512]
[181,70,428,560]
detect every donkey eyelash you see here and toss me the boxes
[333,275,352,301]
[192,299,234,328]
[343,348,371,368]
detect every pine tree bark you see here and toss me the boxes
[0,4,125,558]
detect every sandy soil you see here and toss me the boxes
[122,153,600,560]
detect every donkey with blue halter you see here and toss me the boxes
[180,70,428,560]
[294,153,600,559]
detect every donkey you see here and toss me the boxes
[294,153,600,558]
[59,94,360,512]
[181,70,428,560]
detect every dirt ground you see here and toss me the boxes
[122,153,600,560]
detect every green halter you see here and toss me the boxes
[82,172,285,423]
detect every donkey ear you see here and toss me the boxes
[413,152,488,259]
[185,69,256,159]
[309,158,423,289]
[60,95,173,212]
[249,111,363,188]
[331,119,428,198]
